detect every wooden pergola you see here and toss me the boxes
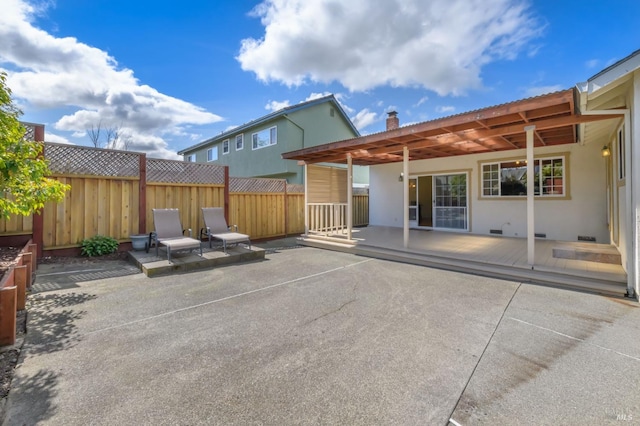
[283,89,618,165]
[282,88,623,266]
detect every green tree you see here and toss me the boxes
[0,72,69,219]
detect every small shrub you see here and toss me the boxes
[81,235,119,257]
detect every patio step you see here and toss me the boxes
[128,245,265,277]
[303,234,356,248]
[552,243,621,265]
[301,238,628,298]
[355,244,627,297]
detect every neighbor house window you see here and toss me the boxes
[185,154,196,162]
[207,147,218,162]
[252,126,277,150]
[222,139,229,155]
[235,134,244,151]
[481,156,565,197]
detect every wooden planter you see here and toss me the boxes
[0,240,36,346]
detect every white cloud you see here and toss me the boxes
[401,121,419,127]
[265,99,291,111]
[238,0,542,95]
[0,0,222,159]
[415,96,429,107]
[435,105,455,114]
[385,105,398,113]
[585,59,600,69]
[224,125,240,132]
[351,108,378,130]
[45,132,71,144]
[524,85,563,97]
[305,92,331,101]
[305,91,356,115]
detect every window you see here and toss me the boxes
[185,154,196,162]
[481,156,565,197]
[235,134,244,151]
[207,147,218,162]
[222,139,229,155]
[618,128,626,180]
[252,126,277,150]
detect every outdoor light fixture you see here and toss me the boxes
[601,145,611,157]
[399,172,404,182]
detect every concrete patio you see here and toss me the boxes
[3,242,639,425]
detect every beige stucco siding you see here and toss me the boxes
[370,141,609,243]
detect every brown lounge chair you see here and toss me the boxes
[148,208,202,262]
[200,207,251,253]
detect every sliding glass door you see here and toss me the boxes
[433,173,468,230]
[407,172,468,231]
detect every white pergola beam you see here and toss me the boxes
[525,125,536,267]
[403,146,409,248]
[347,154,353,241]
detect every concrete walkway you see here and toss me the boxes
[3,241,639,425]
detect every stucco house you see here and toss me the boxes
[178,95,366,185]
[283,49,640,300]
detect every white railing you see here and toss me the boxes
[308,203,348,235]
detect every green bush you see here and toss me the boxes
[81,235,119,257]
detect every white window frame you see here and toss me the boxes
[222,139,229,155]
[235,134,244,151]
[480,155,566,198]
[618,128,626,181]
[185,154,196,162]
[252,126,277,150]
[207,147,218,162]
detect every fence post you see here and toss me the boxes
[33,143,45,258]
[224,166,230,224]
[283,180,288,237]
[139,153,147,234]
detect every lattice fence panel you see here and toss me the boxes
[147,158,225,185]
[286,184,305,193]
[22,124,35,141]
[229,177,286,193]
[45,143,140,177]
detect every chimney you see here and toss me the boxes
[386,111,399,130]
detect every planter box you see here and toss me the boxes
[0,240,35,347]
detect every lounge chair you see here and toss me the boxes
[148,208,202,262]
[200,207,251,253]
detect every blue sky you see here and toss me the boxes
[1,0,639,159]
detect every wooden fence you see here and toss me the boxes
[0,143,368,255]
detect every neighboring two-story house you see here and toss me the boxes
[178,95,367,185]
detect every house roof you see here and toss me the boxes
[178,94,359,154]
[282,89,623,166]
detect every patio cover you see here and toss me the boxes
[282,89,622,165]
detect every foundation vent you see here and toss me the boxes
[578,235,596,242]
[489,229,503,235]
[535,233,546,238]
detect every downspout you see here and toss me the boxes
[284,114,305,183]
[283,114,305,147]
[576,85,635,298]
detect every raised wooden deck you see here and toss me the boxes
[301,226,628,297]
